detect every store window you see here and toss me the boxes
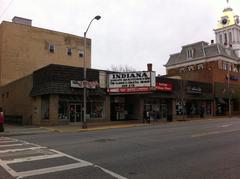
[206,102,212,115]
[87,101,104,119]
[41,95,49,120]
[58,101,68,120]
[176,100,184,115]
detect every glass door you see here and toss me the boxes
[69,104,83,123]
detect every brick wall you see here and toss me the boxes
[0,21,91,86]
[0,75,33,124]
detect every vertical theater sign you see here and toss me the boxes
[107,71,156,93]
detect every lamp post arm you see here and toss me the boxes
[84,17,96,36]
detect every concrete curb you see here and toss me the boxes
[41,123,149,133]
[0,130,52,137]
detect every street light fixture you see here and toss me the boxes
[82,15,101,129]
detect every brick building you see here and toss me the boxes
[0,17,91,86]
[165,3,240,116]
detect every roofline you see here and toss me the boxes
[182,41,209,48]
[164,55,239,68]
[0,20,90,40]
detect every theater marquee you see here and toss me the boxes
[107,71,156,93]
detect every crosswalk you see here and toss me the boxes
[0,137,127,179]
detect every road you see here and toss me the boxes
[1,117,240,179]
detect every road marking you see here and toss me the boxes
[15,162,91,178]
[0,146,46,153]
[0,143,28,148]
[95,165,128,179]
[0,140,20,144]
[0,138,128,179]
[219,124,233,128]
[192,129,240,138]
[3,153,65,164]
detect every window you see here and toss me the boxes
[58,101,68,120]
[229,32,232,44]
[187,48,194,59]
[67,48,72,56]
[49,44,55,53]
[224,33,228,45]
[218,60,223,69]
[197,64,204,70]
[79,50,84,58]
[187,66,195,71]
[87,101,104,119]
[223,62,228,70]
[179,68,185,73]
[41,95,49,120]
[219,34,223,44]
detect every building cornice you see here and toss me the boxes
[165,56,239,70]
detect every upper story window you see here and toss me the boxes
[219,34,223,44]
[218,60,222,69]
[224,33,228,45]
[187,48,194,59]
[229,31,232,44]
[223,62,228,70]
[49,44,55,53]
[197,64,204,70]
[223,62,232,71]
[67,48,72,56]
[79,50,84,58]
[179,67,185,73]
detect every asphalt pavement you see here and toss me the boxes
[1,117,240,178]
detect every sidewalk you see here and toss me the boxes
[42,120,150,133]
[0,124,51,137]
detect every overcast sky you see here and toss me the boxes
[1,0,240,75]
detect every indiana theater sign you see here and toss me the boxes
[107,71,156,93]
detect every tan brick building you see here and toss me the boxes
[0,17,91,86]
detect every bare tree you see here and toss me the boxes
[109,64,136,72]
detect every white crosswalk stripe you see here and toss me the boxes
[0,137,127,179]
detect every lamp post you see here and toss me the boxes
[82,15,101,129]
[227,68,231,117]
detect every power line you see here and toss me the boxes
[0,0,15,21]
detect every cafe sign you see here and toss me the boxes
[108,71,156,93]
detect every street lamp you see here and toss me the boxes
[82,15,101,129]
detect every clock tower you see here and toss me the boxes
[214,0,240,57]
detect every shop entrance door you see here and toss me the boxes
[160,104,167,119]
[69,104,83,123]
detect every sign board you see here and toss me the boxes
[156,83,173,92]
[70,80,99,89]
[107,87,151,93]
[187,86,202,94]
[107,71,156,93]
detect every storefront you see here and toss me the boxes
[214,82,240,116]
[29,64,110,125]
[108,71,155,121]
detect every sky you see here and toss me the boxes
[1,0,240,75]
